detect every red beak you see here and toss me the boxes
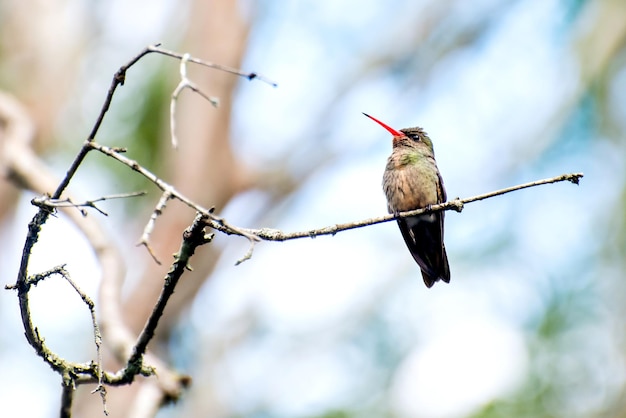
[362,113,404,137]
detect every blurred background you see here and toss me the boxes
[0,0,624,417]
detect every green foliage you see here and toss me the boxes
[102,66,173,213]
[471,279,606,418]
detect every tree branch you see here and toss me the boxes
[244,172,585,241]
[5,41,584,418]
[130,213,213,365]
[6,44,272,417]
[86,134,583,255]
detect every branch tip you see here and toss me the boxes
[235,239,256,265]
[568,172,584,185]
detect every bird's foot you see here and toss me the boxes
[451,198,464,212]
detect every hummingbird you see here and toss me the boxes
[363,113,450,287]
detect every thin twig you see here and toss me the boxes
[170,53,220,148]
[52,42,273,202]
[87,141,261,243]
[31,191,146,217]
[52,44,158,200]
[459,172,582,203]
[235,240,257,266]
[137,190,173,265]
[20,265,110,413]
[54,268,107,413]
[148,44,278,87]
[242,172,585,242]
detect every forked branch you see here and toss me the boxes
[4,42,583,418]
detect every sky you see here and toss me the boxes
[1,0,620,417]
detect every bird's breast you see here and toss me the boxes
[383,158,440,213]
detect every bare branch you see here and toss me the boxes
[137,191,173,265]
[88,134,584,261]
[6,264,110,413]
[242,172,584,242]
[5,41,584,418]
[129,213,213,365]
[31,192,145,217]
[235,239,257,266]
[170,53,220,148]
[87,130,584,259]
[61,373,75,418]
[148,44,278,87]
[87,141,261,243]
[52,43,274,203]
[6,43,276,417]
[458,172,583,203]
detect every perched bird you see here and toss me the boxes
[364,113,450,287]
